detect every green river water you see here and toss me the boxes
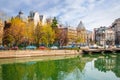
[0,54,120,80]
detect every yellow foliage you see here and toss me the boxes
[41,23,55,46]
[9,18,26,45]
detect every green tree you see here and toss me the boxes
[51,17,58,29]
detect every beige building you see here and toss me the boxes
[76,21,87,46]
[67,27,77,45]
[58,21,87,46]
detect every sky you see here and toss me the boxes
[0,0,120,30]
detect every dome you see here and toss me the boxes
[77,21,86,30]
[19,11,23,15]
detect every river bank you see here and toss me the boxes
[0,50,81,59]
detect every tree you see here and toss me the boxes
[58,28,68,46]
[8,18,26,46]
[34,23,43,47]
[51,17,58,29]
[24,21,34,45]
[41,24,55,47]
[0,20,3,44]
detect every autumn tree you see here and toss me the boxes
[41,23,55,47]
[34,23,43,47]
[58,28,68,46]
[24,21,34,45]
[8,17,26,46]
[0,20,3,44]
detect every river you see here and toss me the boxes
[0,53,120,80]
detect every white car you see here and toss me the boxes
[50,46,58,49]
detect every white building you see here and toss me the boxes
[28,11,46,26]
[28,11,40,27]
[40,15,46,25]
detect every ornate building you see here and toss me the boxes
[105,27,115,46]
[76,21,87,46]
[112,18,120,45]
[94,26,115,46]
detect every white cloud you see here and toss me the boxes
[0,0,120,31]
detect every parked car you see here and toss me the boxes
[116,45,120,48]
[39,46,46,50]
[11,46,19,50]
[89,44,98,49]
[50,46,58,50]
[0,45,5,50]
[26,45,37,50]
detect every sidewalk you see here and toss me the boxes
[0,50,81,58]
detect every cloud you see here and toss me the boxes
[0,0,120,31]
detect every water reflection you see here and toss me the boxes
[1,57,85,80]
[95,54,120,78]
[0,54,120,80]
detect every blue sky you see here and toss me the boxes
[0,0,120,30]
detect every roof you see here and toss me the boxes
[77,21,86,30]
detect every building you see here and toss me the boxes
[94,26,115,46]
[28,11,40,27]
[67,27,77,45]
[16,11,27,22]
[58,26,77,46]
[28,11,46,27]
[86,30,93,45]
[94,27,106,46]
[39,15,46,25]
[0,20,3,44]
[112,18,120,45]
[76,21,87,46]
[105,27,115,45]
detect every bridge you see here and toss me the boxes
[81,48,120,54]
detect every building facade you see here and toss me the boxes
[86,30,93,45]
[67,27,77,45]
[28,11,46,27]
[28,11,40,27]
[76,21,87,46]
[105,27,115,45]
[94,26,115,46]
[58,26,77,46]
[112,18,120,45]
